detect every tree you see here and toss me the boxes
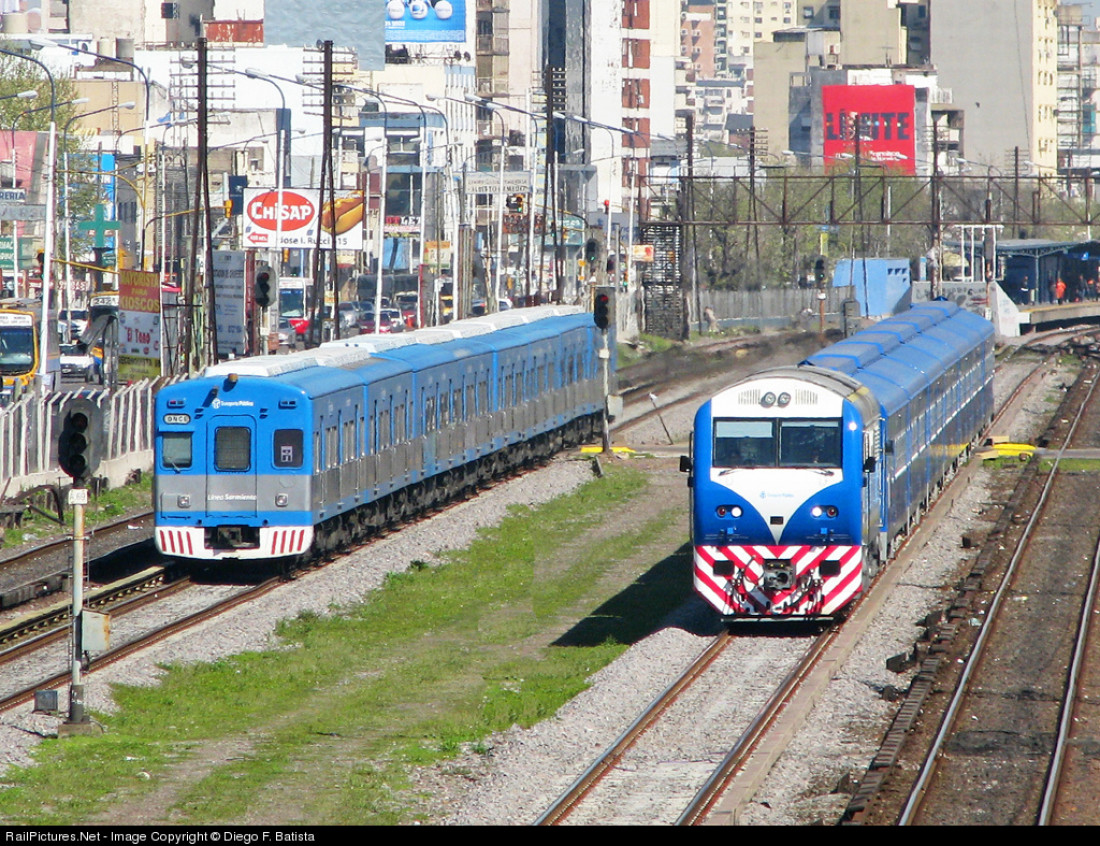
[0,53,110,284]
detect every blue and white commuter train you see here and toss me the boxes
[154,306,607,563]
[684,302,995,620]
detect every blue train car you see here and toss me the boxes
[685,302,994,620]
[154,306,606,563]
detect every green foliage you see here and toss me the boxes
[0,53,114,261]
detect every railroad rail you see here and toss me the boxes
[894,357,1100,825]
[842,341,1100,825]
[0,576,279,714]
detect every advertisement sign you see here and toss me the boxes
[212,252,248,358]
[118,269,162,381]
[821,84,916,175]
[385,0,467,44]
[242,189,365,250]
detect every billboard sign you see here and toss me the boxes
[265,0,385,70]
[118,269,162,381]
[212,252,248,359]
[242,189,364,250]
[385,0,467,44]
[822,85,916,175]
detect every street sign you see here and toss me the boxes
[0,237,36,272]
[0,203,44,221]
[465,171,532,195]
[0,189,27,202]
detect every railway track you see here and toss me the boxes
[839,343,1100,825]
[0,575,277,714]
[2,327,1091,824]
[884,357,1100,825]
[530,333,1085,826]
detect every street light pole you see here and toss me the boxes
[471,100,507,312]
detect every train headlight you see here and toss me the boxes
[715,505,743,518]
[811,505,823,518]
[811,505,839,518]
[176,495,190,509]
[275,493,289,507]
[777,392,791,407]
[761,392,776,408]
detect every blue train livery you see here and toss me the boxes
[684,302,995,620]
[154,306,607,562]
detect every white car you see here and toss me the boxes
[59,343,95,380]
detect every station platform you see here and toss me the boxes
[1018,300,1100,330]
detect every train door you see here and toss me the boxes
[207,416,257,518]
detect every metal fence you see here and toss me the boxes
[0,379,171,499]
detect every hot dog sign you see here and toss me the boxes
[242,188,365,250]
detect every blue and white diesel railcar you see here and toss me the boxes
[154,306,605,563]
[686,302,994,620]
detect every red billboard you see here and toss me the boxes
[822,84,916,174]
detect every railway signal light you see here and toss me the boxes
[254,263,273,308]
[594,290,612,330]
[57,397,99,484]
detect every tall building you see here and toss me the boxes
[930,0,1059,172]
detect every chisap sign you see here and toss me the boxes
[241,188,365,250]
[821,84,917,175]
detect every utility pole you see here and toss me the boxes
[309,41,334,348]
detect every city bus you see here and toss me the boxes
[0,299,59,403]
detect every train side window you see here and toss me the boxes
[215,426,250,471]
[273,429,303,468]
[425,395,436,432]
[161,432,192,469]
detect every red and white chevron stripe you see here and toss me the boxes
[155,526,314,561]
[694,543,863,617]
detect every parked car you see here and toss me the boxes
[382,308,406,332]
[394,291,419,328]
[359,310,401,334]
[59,343,95,380]
[276,317,293,346]
[470,297,514,316]
[337,302,359,332]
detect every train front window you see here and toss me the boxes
[161,432,192,469]
[273,429,303,468]
[779,419,842,468]
[215,427,251,471]
[713,419,775,468]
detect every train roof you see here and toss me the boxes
[183,307,592,401]
[802,302,993,417]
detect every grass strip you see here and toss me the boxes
[0,461,692,825]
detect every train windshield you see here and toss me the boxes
[713,418,841,469]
